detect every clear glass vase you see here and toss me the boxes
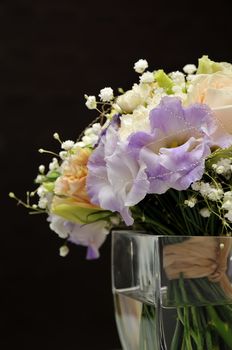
[112,231,232,350]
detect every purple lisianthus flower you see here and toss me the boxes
[128,96,224,194]
[87,126,149,225]
[48,214,108,259]
[68,220,108,259]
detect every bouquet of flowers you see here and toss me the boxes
[11,55,232,349]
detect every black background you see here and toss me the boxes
[1,1,232,349]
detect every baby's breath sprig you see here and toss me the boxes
[9,191,46,214]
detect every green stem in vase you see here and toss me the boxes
[139,304,158,350]
[178,276,194,349]
[207,305,232,348]
[190,306,204,349]
[170,318,183,350]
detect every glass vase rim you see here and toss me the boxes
[111,229,232,239]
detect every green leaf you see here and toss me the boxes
[42,182,55,192]
[155,69,174,94]
[46,171,60,181]
[197,55,223,74]
[52,201,110,224]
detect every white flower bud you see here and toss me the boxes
[85,95,97,110]
[53,132,60,140]
[59,151,68,160]
[39,165,45,173]
[59,245,69,257]
[112,103,122,113]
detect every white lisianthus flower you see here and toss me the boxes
[134,59,148,74]
[199,207,211,218]
[61,140,74,151]
[85,95,97,110]
[99,87,114,102]
[140,71,155,84]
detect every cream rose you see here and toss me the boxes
[186,72,232,134]
[117,90,143,114]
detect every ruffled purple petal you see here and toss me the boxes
[129,97,216,193]
[68,220,108,260]
[87,126,149,225]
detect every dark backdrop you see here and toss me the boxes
[1,1,232,349]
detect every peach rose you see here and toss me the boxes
[186,72,232,134]
[54,148,97,209]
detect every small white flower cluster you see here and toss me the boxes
[212,158,232,178]
[169,71,187,98]
[34,156,61,209]
[37,185,53,209]
[85,87,114,110]
[76,122,102,148]
[184,197,197,208]
[191,181,224,201]
[134,59,149,74]
[99,87,114,102]
[49,157,60,171]
[184,196,211,218]
[61,140,74,151]
[191,179,232,222]
[199,207,211,218]
[183,64,197,75]
[182,63,197,92]
[140,71,155,84]
[222,191,232,222]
